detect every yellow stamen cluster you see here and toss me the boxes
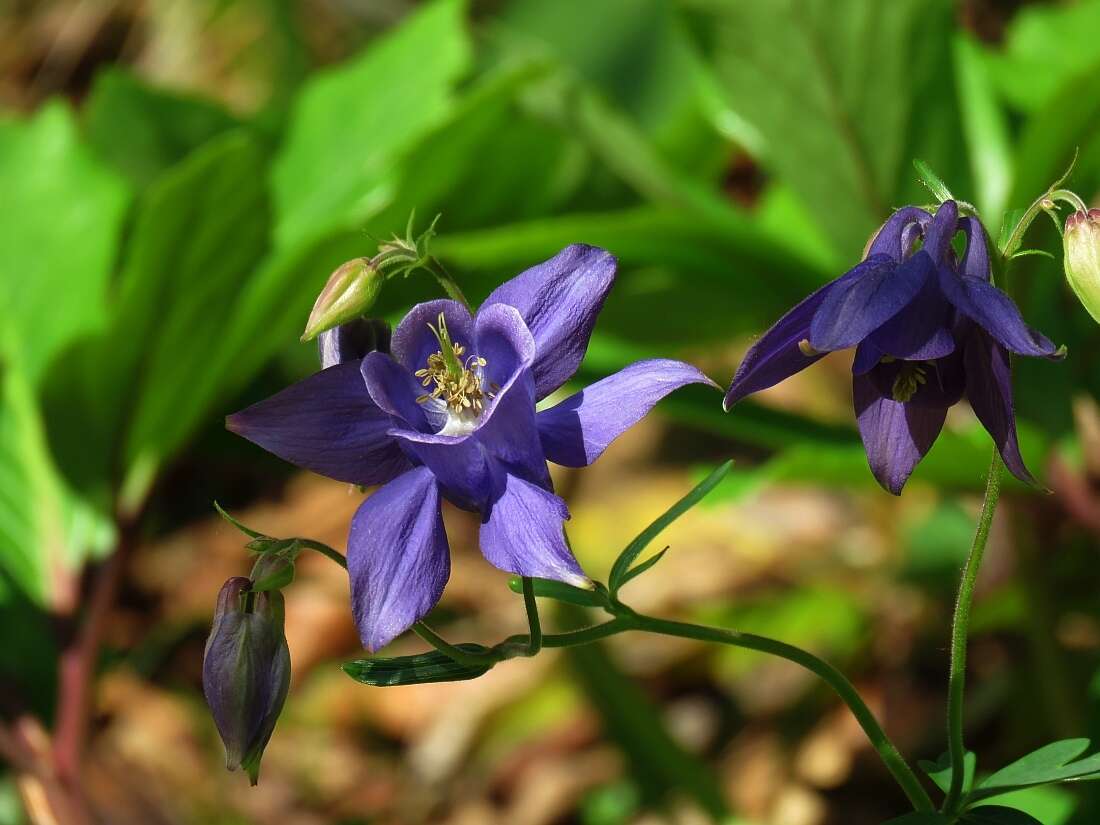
[414,314,492,414]
[891,363,927,403]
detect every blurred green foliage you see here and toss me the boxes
[4,0,1100,821]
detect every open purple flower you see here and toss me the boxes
[724,201,1063,494]
[228,245,716,650]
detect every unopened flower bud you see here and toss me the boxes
[203,577,291,785]
[1064,209,1100,323]
[301,258,382,342]
[318,317,392,369]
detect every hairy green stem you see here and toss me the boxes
[943,451,1004,813]
[621,612,935,813]
[428,256,472,311]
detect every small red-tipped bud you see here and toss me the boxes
[301,258,382,342]
[1064,209,1100,324]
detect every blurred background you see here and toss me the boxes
[1,0,1100,823]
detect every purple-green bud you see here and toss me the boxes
[203,577,291,785]
[301,257,383,343]
[1065,209,1100,323]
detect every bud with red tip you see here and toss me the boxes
[1064,209,1100,323]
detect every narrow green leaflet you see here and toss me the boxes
[608,461,732,595]
[271,0,472,249]
[617,547,669,588]
[343,646,493,686]
[0,102,130,386]
[914,159,955,203]
[961,808,1043,825]
[968,739,1100,803]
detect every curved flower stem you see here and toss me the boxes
[943,450,1004,813]
[521,577,543,656]
[297,538,348,569]
[427,256,472,312]
[618,612,935,813]
[284,530,933,810]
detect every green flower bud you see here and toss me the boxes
[301,257,383,342]
[249,541,298,592]
[203,577,291,785]
[1064,208,1100,323]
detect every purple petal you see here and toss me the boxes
[387,305,545,507]
[854,372,948,495]
[866,206,930,261]
[852,340,883,375]
[361,352,435,432]
[936,268,1062,358]
[540,359,717,467]
[347,467,449,652]
[920,200,959,264]
[964,331,1035,485]
[319,319,391,369]
[482,244,617,400]
[479,471,587,585]
[390,299,475,373]
[723,261,870,408]
[809,254,929,352]
[387,427,493,511]
[958,216,991,282]
[226,361,410,486]
[865,267,956,361]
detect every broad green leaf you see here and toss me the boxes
[271,0,472,249]
[961,807,1043,825]
[83,68,239,190]
[696,0,965,257]
[118,133,271,497]
[507,576,606,608]
[953,35,1012,221]
[969,739,1100,802]
[609,461,732,595]
[0,102,130,386]
[41,132,272,508]
[972,785,1076,825]
[1008,60,1100,213]
[920,751,976,795]
[342,645,492,685]
[982,0,1100,113]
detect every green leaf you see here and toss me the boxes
[40,131,271,512]
[618,546,669,588]
[608,461,732,595]
[961,807,1043,825]
[953,35,1012,221]
[982,0,1100,113]
[507,576,607,608]
[914,158,955,203]
[920,751,976,795]
[969,739,1100,802]
[271,0,472,249]
[0,102,130,386]
[342,645,492,686]
[214,502,265,540]
[83,68,239,190]
[696,0,965,256]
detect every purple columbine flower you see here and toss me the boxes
[723,200,1063,494]
[228,245,715,650]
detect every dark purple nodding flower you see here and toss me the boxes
[203,577,291,785]
[228,245,717,651]
[724,201,1063,495]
